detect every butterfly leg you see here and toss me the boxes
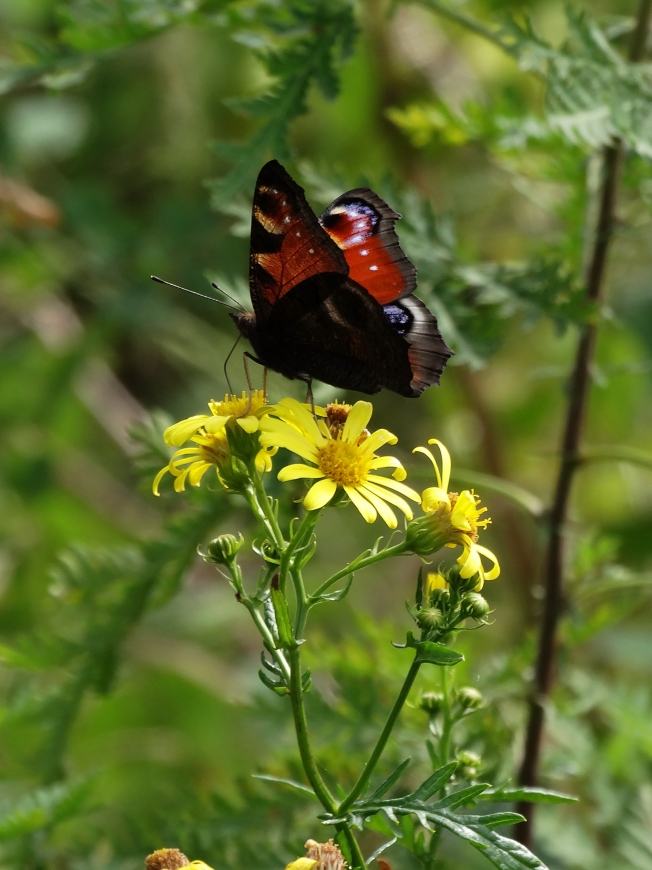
[301,377,315,417]
[223,333,242,395]
[243,351,266,413]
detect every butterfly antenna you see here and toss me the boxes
[151,275,240,310]
[223,333,242,395]
[211,281,247,313]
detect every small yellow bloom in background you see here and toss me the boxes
[259,398,420,529]
[285,859,317,870]
[426,571,449,594]
[413,439,500,589]
[152,391,276,495]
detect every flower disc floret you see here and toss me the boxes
[258,398,419,529]
[412,438,500,589]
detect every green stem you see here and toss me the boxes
[414,0,513,53]
[338,656,422,814]
[438,667,453,780]
[252,474,285,549]
[288,646,337,811]
[311,542,407,600]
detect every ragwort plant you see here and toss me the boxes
[150,392,566,870]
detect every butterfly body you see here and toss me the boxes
[232,160,453,397]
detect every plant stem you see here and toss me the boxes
[288,646,337,811]
[415,0,511,52]
[251,474,285,549]
[288,647,367,869]
[311,542,407,600]
[338,656,422,814]
[438,667,453,776]
[515,0,652,846]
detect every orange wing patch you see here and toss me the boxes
[319,193,417,306]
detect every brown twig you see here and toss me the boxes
[514,0,652,846]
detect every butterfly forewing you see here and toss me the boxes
[319,189,417,305]
[249,161,347,319]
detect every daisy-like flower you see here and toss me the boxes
[258,398,420,529]
[152,391,276,495]
[409,439,500,589]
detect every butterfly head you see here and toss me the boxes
[231,310,257,341]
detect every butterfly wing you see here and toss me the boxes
[319,189,417,305]
[249,160,347,323]
[266,273,416,395]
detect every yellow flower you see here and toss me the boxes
[152,391,276,495]
[285,861,317,870]
[258,398,420,529]
[426,571,449,594]
[413,439,500,589]
[163,390,269,446]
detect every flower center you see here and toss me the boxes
[209,390,266,418]
[316,439,372,487]
[324,401,352,438]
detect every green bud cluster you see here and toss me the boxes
[455,686,483,711]
[456,749,482,779]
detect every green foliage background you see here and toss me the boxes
[0,0,651,868]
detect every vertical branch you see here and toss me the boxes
[515,0,652,846]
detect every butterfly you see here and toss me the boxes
[231,160,453,397]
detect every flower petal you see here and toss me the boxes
[366,474,421,502]
[258,419,319,462]
[450,490,476,531]
[369,455,407,480]
[274,397,324,443]
[278,463,325,482]
[362,481,414,519]
[421,486,450,512]
[303,477,338,510]
[203,415,230,434]
[427,439,452,491]
[152,465,170,496]
[343,485,377,524]
[342,401,373,443]
[458,541,482,579]
[236,415,259,433]
[188,461,211,486]
[357,485,398,528]
[358,428,398,455]
[164,415,211,446]
[476,544,501,581]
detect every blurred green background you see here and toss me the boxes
[1,1,652,868]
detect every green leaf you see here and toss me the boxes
[0,780,94,841]
[410,763,458,801]
[480,787,578,805]
[270,580,296,650]
[252,774,316,797]
[368,758,411,800]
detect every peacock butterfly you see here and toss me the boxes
[231,160,453,397]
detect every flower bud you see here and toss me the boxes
[417,606,444,630]
[455,686,483,710]
[456,749,481,779]
[462,592,490,619]
[203,533,244,565]
[419,691,445,715]
[404,515,448,557]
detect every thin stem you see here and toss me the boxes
[338,656,422,814]
[252,474,285,549]
[438,667,453,777]
[311,542,407,600]
[515,0,652,847]
[414,0,511,52]
[288,646,337,811]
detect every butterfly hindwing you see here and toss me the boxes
[249,161,347,320]
[266,274,415,395]
[319,189,417,305]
